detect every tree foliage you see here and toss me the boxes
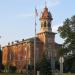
[58,48,65,57]
[36,56,52,75]
[58,15,75,52]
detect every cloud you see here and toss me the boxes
[52,23,63,32]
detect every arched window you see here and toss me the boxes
[48,22,51,27]
[48,24,50,27]
[44,21,46,27]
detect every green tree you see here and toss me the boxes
[58,15,75,53]
[36,56,52,75]
[58,48,65,57]
[58,15,75,73]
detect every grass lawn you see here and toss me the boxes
[64,73,75,75]
[0,73,75,75]
[55,73,75,75]
[0,73,25,75]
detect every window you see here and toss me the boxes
[44,21,46,27]
[24,48,27,59]
[48,24,50,27]
[48,22,51,27]
[25,48,27,51]
[13,50,16,59]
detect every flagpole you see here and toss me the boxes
[34,0,38,74]
[34,8,36,75]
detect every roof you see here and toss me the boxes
[22,37,41,43]
[2,37,41,47]
[40,6,53,20]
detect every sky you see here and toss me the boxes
[0,0,75,46]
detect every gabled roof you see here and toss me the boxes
[19,37,40,44]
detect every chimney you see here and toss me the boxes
[8,42,10,46]
[12,42,14,45]
[22,39,24,41]
[15,40,19,43]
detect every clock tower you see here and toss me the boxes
[36,6,57,72]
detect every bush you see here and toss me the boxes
[9,66,17,73]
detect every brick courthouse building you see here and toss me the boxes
[2,6,60,72]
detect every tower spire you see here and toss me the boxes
[45,0,47,8]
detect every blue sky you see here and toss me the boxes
[0,0,75,46]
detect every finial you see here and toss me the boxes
[45,0,47,8]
